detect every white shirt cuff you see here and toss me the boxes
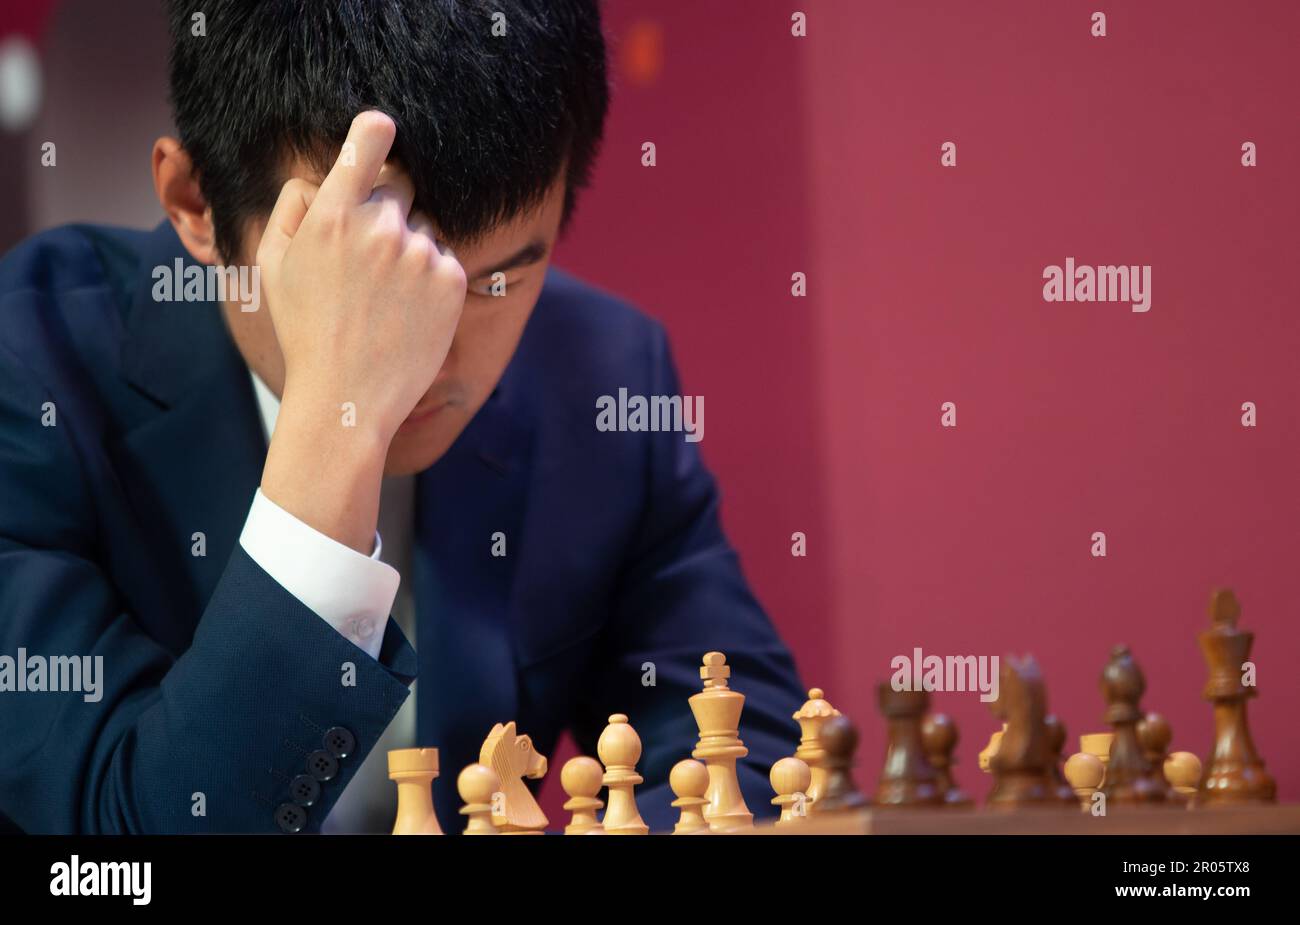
[239,488,399,660]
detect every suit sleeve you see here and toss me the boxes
[575,321,806,831]
[0,345,415,834]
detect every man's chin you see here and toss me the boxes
[383,419,462,476]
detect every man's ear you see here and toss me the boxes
[152,137,220,265]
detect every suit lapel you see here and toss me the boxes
[109,223,266,636]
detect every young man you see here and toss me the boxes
[0,0,802,834]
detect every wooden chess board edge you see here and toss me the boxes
[750,803,1300,835]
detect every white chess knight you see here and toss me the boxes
[480,722,548,834]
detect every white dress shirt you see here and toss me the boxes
[241,371,419,832]
[239,489,396,659]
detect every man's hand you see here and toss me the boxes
[256,111,467,553]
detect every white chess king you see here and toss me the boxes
[689,652,754,831]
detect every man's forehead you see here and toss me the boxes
[281,155,562,274]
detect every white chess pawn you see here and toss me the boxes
[457,763,501,835]
[770,757,812,826]
[1063,752,1105,811]
[561,756,605,834]
[1164,751,1202,802]
[597,714,649,835]
[669,759,711,835]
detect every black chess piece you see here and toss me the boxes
[1043,714,1078,804]
[1136,711,1178,801]
[922,713,971,806]
[1098,646,1166,805]
[986,655,1052,808]
[1198,589,1275,805]
[874,683,942,807]
[816,714,868,812]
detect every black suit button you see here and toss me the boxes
[306,750,339,782]
[275,802,306,833]
[289,774,321,807]
[323,726,356,759]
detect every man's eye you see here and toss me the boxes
[469,274,517,297]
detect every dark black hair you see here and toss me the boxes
[164,0,609,260]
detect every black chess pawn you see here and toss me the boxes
[1136,711,1178,801]
[816,713,868,812]
[921,713,971,807]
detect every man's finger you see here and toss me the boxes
[408,211,436,241]
[408,211,456,261]
[316,110,398,209]
[368,162,416,220]
[257,178,318,274]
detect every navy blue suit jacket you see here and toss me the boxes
[0,221,803,834]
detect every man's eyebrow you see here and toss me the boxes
[467,240,549,279]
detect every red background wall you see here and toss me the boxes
[550,0,1300,812]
